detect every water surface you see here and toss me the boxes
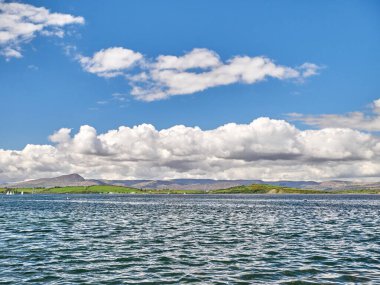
[1,194,379,284]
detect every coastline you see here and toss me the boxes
[2,184,379,195]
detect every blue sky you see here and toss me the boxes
[1,0,380,181]
[1,0,379,149]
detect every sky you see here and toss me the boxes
[0,0,380,182]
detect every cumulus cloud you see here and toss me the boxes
[78,47,321,101]
[155,48,221,70]
[289,98,380,132]
[78,47,143,77]
[0,1,84,59]
[1,117,380,182]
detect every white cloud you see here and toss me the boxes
[289,98,380,132]
[49,127,71,145]
[298,62,321,78]
[1,46,21,58]
[1,117,380,182]
[155,48,221,70]
[373,98,380,113]
[78,47,143,77]
[0,2,84,59]
[78,47,321,101]
[132,55,303,101]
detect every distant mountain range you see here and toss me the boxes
[2,173,380,191]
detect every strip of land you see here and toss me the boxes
[1,184,379,195]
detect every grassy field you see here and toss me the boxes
[0,185,205,195]
[208,184,329,194]
[209,184,380,194]
[1,184,379,195]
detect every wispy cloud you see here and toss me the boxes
[78,47,321,101]
[112,92,129,102]
[0,2,84,59]
[27,64,38,71]
[289,98,380,132]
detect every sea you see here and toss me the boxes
[1,194,379,284]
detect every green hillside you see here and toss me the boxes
[209,184,380,194]
[1,184,379,195]
[208,184,330,194]
[0,185,141,194]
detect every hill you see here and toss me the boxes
[6,174,102,188]
[1,183,379,195]
[3,173,380,192]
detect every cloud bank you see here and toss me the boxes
[0,1,84,59]
[2,117,380,182]
[289,98,380,132]
[78,47,321,101]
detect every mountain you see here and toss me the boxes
[99,179,261,190]
[3,173,380,191]
[73,177,380,191]
[5,174,101,188]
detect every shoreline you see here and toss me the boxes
[1,184,380,195]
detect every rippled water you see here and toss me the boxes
[1,194,380,284]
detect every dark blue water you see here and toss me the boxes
[1,194,379,284]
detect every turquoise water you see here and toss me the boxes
[0,194,379,284]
